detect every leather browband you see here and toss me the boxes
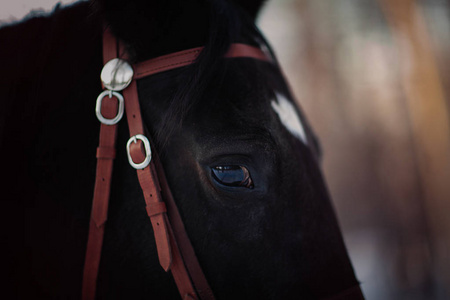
[133,43,271,79]
[82,28,271,300]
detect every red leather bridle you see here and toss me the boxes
[82,27,271,300]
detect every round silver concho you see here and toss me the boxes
[101,58,134,91]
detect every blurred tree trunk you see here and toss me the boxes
[379,0,450,295]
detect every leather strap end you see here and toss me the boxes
[91,193,109,228]
[92,215,107,229]
[150,214,173,272]
[162,256,172,272]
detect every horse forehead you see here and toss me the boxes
[192,86,306,142]
[184,61,307,144]
[192,94,272,135]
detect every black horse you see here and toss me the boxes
[1,0,363,299]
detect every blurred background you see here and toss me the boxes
[258,1,450,299]
[2,0,449,299]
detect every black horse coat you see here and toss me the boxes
[0,1,362,299]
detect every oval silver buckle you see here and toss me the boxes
[127,134,152,169]
[95,90,124,125]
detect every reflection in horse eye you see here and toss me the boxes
[211,165,254,189]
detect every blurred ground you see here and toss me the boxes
[258,1,450,299]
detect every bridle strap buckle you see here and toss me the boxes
[95,90,124,125]
[126,134,152,169]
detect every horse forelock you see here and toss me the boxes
[94,0,276,151]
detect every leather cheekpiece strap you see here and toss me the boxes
[152,152,216,300]
[122,80,199,298]
[82,27,119,300]
[123,79,174,272]
[146,202,167,217]
[96,146,116,159]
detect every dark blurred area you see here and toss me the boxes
[258,0,450,299]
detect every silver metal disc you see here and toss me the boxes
[101,58,134,91]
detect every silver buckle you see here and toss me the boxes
[95,90,124,125]
[126,134,152,169]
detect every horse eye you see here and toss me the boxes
[211,165,254,189]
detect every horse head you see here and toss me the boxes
[1,0,363,299]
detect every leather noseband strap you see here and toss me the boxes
[82,27,271,300]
